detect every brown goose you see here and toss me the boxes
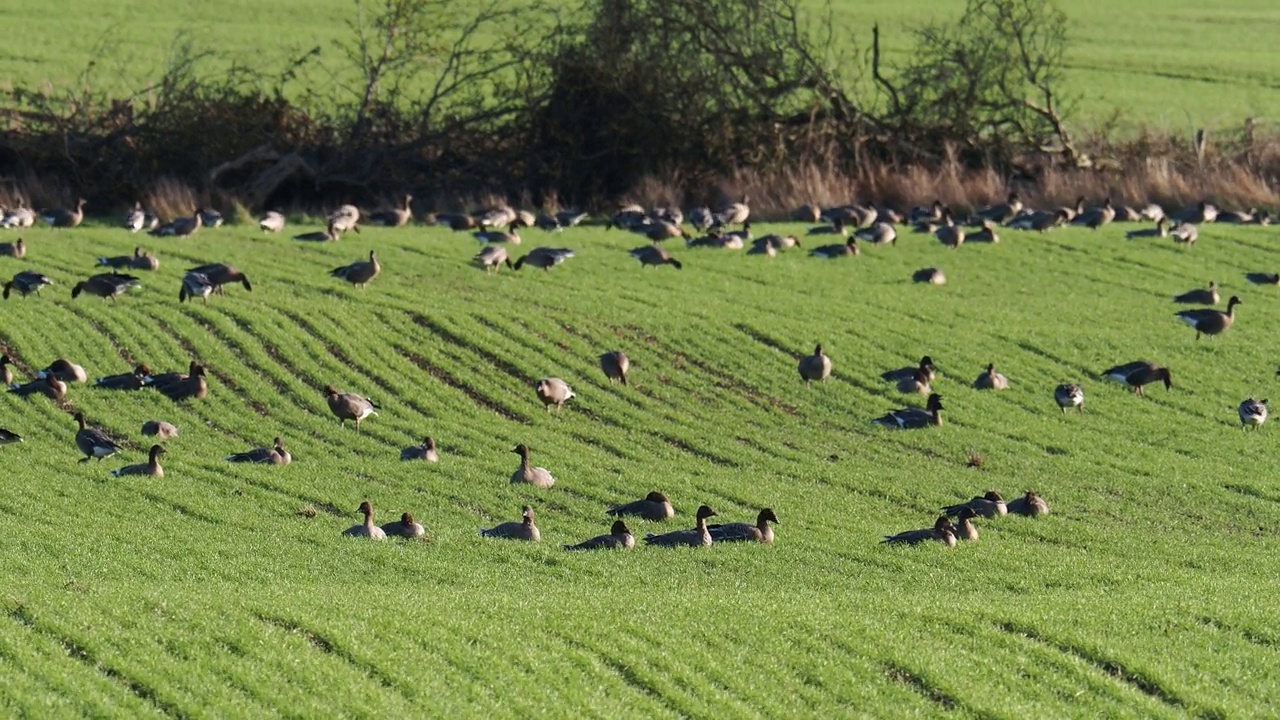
[158,364,208,401]
[474,245,513,273]
[41,198,87,228]
[1055,383,1084,413]
[1101,361,1172,396]
[883,356,936,383]
[607,491,675,521]
[94,364,151,391]
[342,501,387,539]
[380,512,426,539]
[144,360,199,390]
[293,222,343,242]
[514,247,575,271]
[150,210,202,238]
[934,210,965,249]
[74,412,122,462]
[896,368,931,395]
[643,505,717,547]
[0,355,11,385]
[438,212,477,231]
[0,238,25,258]
[882,515,957,547]
[227,436,291,465]
[535,378,575,411]
[974,363,1009,390]
[1239,398,1268,429]
[1007,491,1050,517]
[564,520,634,551]
[1081,197,1116,230]
[186,264,252,295]
[975,192,1022,225]
[808,237,858,258]
[97,247,154,270]
[872,394,945,429]
[1174,282,1218,305]
[798,344,832,383]
[331,250,381,288]
[72,273,140,300]
[600,351,630,385]
[368,194,413,227]
[325,385,379,429]
[708,508,779,544]
[952,507,980,541]
[400,436,439,462]
[1175,296,1240,339]
[510,444,556,488]
[141,420,179,439]
[943,490,1008,519]
[913,267,946,285]
[39,359,87,383]
[4,270,54,298]
[480,506,540,541]
[9,373,66,401]
[1125,218,1169,240]
[327,204,362,234]
[629,244,683,269]
[110,445,165,478]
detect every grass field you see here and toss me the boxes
[1,210,1280,715]
[6,0,1280,131]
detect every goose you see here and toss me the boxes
[1239,398,1268,429]
[325,385,379,429]
[1010,208,1069,232]
[600,351,630,385]
[913,267,946,285]
[907,200,945,225]
[872,394,945,429]
[513,209,538,229]
[974,363,1009,390]
[654,207,683,227]
[178,272,215,304]
[1139,203,1166,222]
[714,196,750,228]
[823,204,877,229]
[258,210,286,233]
[1075,197,1116,229]
[327,204,362,233]
[227,436,291,465]
[808,238,858,258]
[952,508,980,541]
[792,204,822,223]
[564,520,634,550]
[1175,296,1240,339]
[94,364,151,391]
[806,219,849,237]
[1101,361,1172,396]
[975,192,1022,225]
[480,506,540,541]
[798,344,832,383]
[4,270,54,298]
[400,436,439,462]
[476,206,517,229]
[1171,201,1217,225]
[534,213,562,232]
[749,234,802,256]
[436,212,477,231]
[1,199,36,228]
[896,368,931,395]
[41,198,87,228]
[1125,218,1169,240]
[0,355,10,384]
[474,228,521,244]
[685,230,735,249]
[194,208,222,228]
[1058,196,1087,223]
[186,264,252,295]
[943,491,1008,519]
[330,250,381,288]
[882,356,936,383]
[638,221,687,243]
[967,219,999,243]
[1217,207,1263,224]
[342,501,387,539]
[150,210,202,238]
[1174,282,1218,305]
[555,210,589,228]
[368,194,413,227]
[510,444,556,488]
[0,238,25,258]
[607,491,675,521]
[514,247,575,272]
[707,508,779,544]
[144,360,199,390]
[1113,204,1144,222]
[293,222,343,242]
[9,374,67,401]
[935,210,965,249]
[1054,383,1084,413]
[882,515,956,547]
[607,205,648,231]
[1170,222,1198,246]
[98,247,159,271]
[38,359,87,384]
[141,420,178,439]
[72,273,140,300]
[630,244,683,269]
[158,363,208,401]
[380,512,426,539]
[73,412,121,462]
[110,445,165,478]
[721,222,752,247]
[643,505,717,547]
[686,206,714,231]
[1007,491,1050,517]
[855,222,897,245]
[473,245,513,272]
[0,427,22,446]
[535,377,574,411]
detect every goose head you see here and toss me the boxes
[695,505,718,521]
[645,491,670,503]
[611,520,631,536]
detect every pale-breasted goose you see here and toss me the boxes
[975,192,1022,225]
[714,196,750,228]
[4,271,53,298]
[380,512,426,539]
[808,237,858,258]
[476,206,518,229]
[98,247,158,271]
[708,508,778,544]
[150,210,202,238]
[72,273,140,300]
[896,368,931,395]
[331,251,381,288]
[907,200,945,225]
[1007,491,1049,517]
[1139,203,1166,222]
[974,363,1009,390]
[342,501,387,539]
[1175,296,1240,339]
[400,436,439,462]
[607,491,675,521]
[1101,361,1171,396]
[1010,208,1068,232]
[555,210,589,228]
[882,356,936,383]
[1078,197,1116,229]
[258,210,286,233]
[144,361,199,390]
[1124,218,1169,240]
[368,194,413,227]
[94,364,151,391]
[855,222,897,245]
[952,508,980,541]
[325,385,379,429]
[1170,222,1198,246]
[9,373,67,401]
[565,520,634,550]
[0,238,25,258]
[791,204,821,223]
[638,221,687,243]
[111,444,165,478]
[643,505,717,547]
[872,394,945,429]
[199,209,224,228]
[179,272,215,304]
[158,364,208,401]
[480,505,540,541]
[630,244,683,269]
[943,491,1007,519]
[1239,398,1268,429]
[935,210,965,249]
[749,234,802,255]
[600,351,630,385]
[882,515,956,547]
[515,247,575,271]
[1171,201,1217,225]
[1,199,36,229]
[798,344,832,383]
[41,198,86,228]
[913,267,946,285]
[474,245,513,272]
[186,264,252,295]
[1174,282,1218,305]
[686,207,714,231]
[327,204,362,233]
[141,420,178,439]
[38,359,88,384]
[510,444,556,488]
[227,436,291,465]
[536,378,575,411]
[967,219,999,243]
[1055,383,1084,413]
[74,412,121,462]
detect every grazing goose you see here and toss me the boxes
[952,508,980,541]
[474,245,513,272]
[330,250,381,288]
[4,270,54,298]
[41,198,87,228]
[855,222,897,245]
[110,445,165,478]
[943,491,1008,519]
[368,194,413,227]
[792,204,822,223]
[872,394,945,429]
[158,363,208,401]
[141,420,178,439]
[150,210,202,238]
[325,385,379,429]
[532,213,562,231]
[0,238,25,258]
[975,192,1022,225]
[913,267,946,285]
[72,273,140,300]
[480,506,540,541]
[38,359,87,384]
[564,520,635,550]
[178,272,215,304]
[1101,361,1172,396]
[638,221,687,243]
[1054,383,1084,413]
[94,364,151,391]
[715,196,750,228]
[98,247,157,271]
[629,244,683,269]
[974,363,1009,390]
[1124,218,1169,240]
[342,501,387,539]
[511,444,556,488]
[327,204,362,233]
[606,205,646,231]
[1,199,36,229]
[536,377,575,411]
[798,344,833,383]
[808,237,858,258]
[896,368,931,395]
[1007,491,1050,517]
[607,491,675,521]
[514,247,575,271]
[600,351,630,385]
[643,505,717,547]
[1174,282,1218,305]
[966,219,999,243]
[882,515,956,547]
[9,373,67,401]
[380,512,426,539]
[1170,222,1198,246]
[186,264,252,295]
[934,210,965,249]
[685,229,734,249]
[293,222,343,242]
[707,508,779,544]
[882,356,936,383]
[0,427,22,446]
[227,436,291,465]
[1239,398,1268,429]
[1175,296,1240,339]
[73,412,121,462]
[258,210,286,233]
[400,436,439,462]
[0,355,10,384]
[474,228,521,245]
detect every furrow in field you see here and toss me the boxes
[253,615,403,692]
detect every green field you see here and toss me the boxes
[6,0,1280,130]
[1,212,1280,715]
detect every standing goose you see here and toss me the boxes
[715,196,750,228]
[0,427,22,446]
[0,238,25,258]
[293,222,343,242]
[141,420,179,439]
[707,508,779,544]
[1007,491,1050,517]
[151,210,203,238]
[1174,282,1218,305]
[1101,361,1172,396]
[474,245,513,273]
[514,247,575,272]
[178,272,215,304]
[110,445,165,478]
[73,412,121,462]
[798,344,832,383]
[882,356,936,384]
[510,444,556,488]
[808,238,858,258]
[4,270,54,298]
[607,491,675,521]
[227,436,291,465]
[913,267,946,285]
[480,506,540,541]
[686,206,714,231]
[643,505,717,547]
[187,264,252,295]
[1175,296,1240,340]
[629,244,683,269]
[331,250,381,288]
[38,359,87,384]
[342,501,387,539]
[380,512,426,539]
[72,273,140,300]
[943,491,1008,519]
[41,198,87,228]
[1170,222,1198,246]
[565,520,635,550]
[400,436,439,462]
[872,394,945,429]
[9,373,67,401]
[1239,398,1268,430]
[1054,383,1084,413]
[94,364,151,391]
[882,515,957,547]
[896,368,931,395]
[600,351,630,385]
[974,363,1009,390]
[327,204,362,234]
[325,385,379,429]
[158,363,209,401]
[258,210,286,233]
[535,377,575,411]
[368,194,413,227]
[951,508,980,541]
